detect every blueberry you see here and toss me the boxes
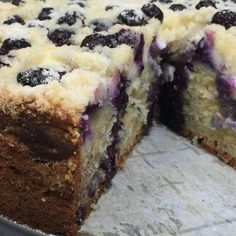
[78,2,85,7]
[81,33,113,49]
[58,12,78,26]
[69,0,86,7]
[151,0,172,3]
[118,9,147,26]
[0,61,10,68]
[195,0,217,9]
[17,68,62,87]
[11,0,23,6]
[169,4,186,11]
[141,3,164,22]
[3,15,25,25]
[76,206,86,224]
[38,7,54,21]
[105,5,114,11]
[90,19,111,32]
[100,158,114,175]
[110,29,140,48]
[0,38,31,55]
[211,10,236,29]
[28,20,45,28]
[48,29,74,46]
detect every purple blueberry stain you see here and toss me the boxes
[103,74,129,177]
[215,74,236,127]
[216,75,236,101]
[194,31,215,64]
[111,74,129,117]
[79,104,101,143]
[134,34,145,73]
[108,75,121,101]
[80,114,92,143]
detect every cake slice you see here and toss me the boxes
[156,10,236,167]
[0,0,161,235]
[0,0,236,236]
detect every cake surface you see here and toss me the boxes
[0,0,236,235]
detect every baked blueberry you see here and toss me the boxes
[118,9,147,26]
[211,10,236,29]
[28,20,45,28]
[81,33,113,49]
[90,19,112,32]
[12,0,23,6]
[0,60,10,68]
[141,3,164,22]
[4,15,25,25]
[38,7,54,21]
[48,29,74,46]
[69,0,86,7]
[58,12,77,26]
[152,0,172,3]
[78,2,85,7]
[0,38,31,55]
[169,4,186,11]
[105,5,114,11]
[110,29,140,48]
[195,0,217,9]
[17,68,62,87]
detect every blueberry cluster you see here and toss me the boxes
[81,29,140,50]
[117,3,164,27]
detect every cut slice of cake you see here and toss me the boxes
[0,0,236,236]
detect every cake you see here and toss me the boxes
[0,0,235,235]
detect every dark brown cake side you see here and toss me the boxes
[0,110,82,235]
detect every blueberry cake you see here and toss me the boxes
[0,0,236,235]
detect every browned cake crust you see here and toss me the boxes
[182,129,236,169]
[0,109,81,235]
[0,122,145,235]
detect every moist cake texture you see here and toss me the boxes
[0,0,236,235]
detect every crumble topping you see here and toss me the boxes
[0,0,235,121]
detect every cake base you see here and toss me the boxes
[182,129,236,169]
